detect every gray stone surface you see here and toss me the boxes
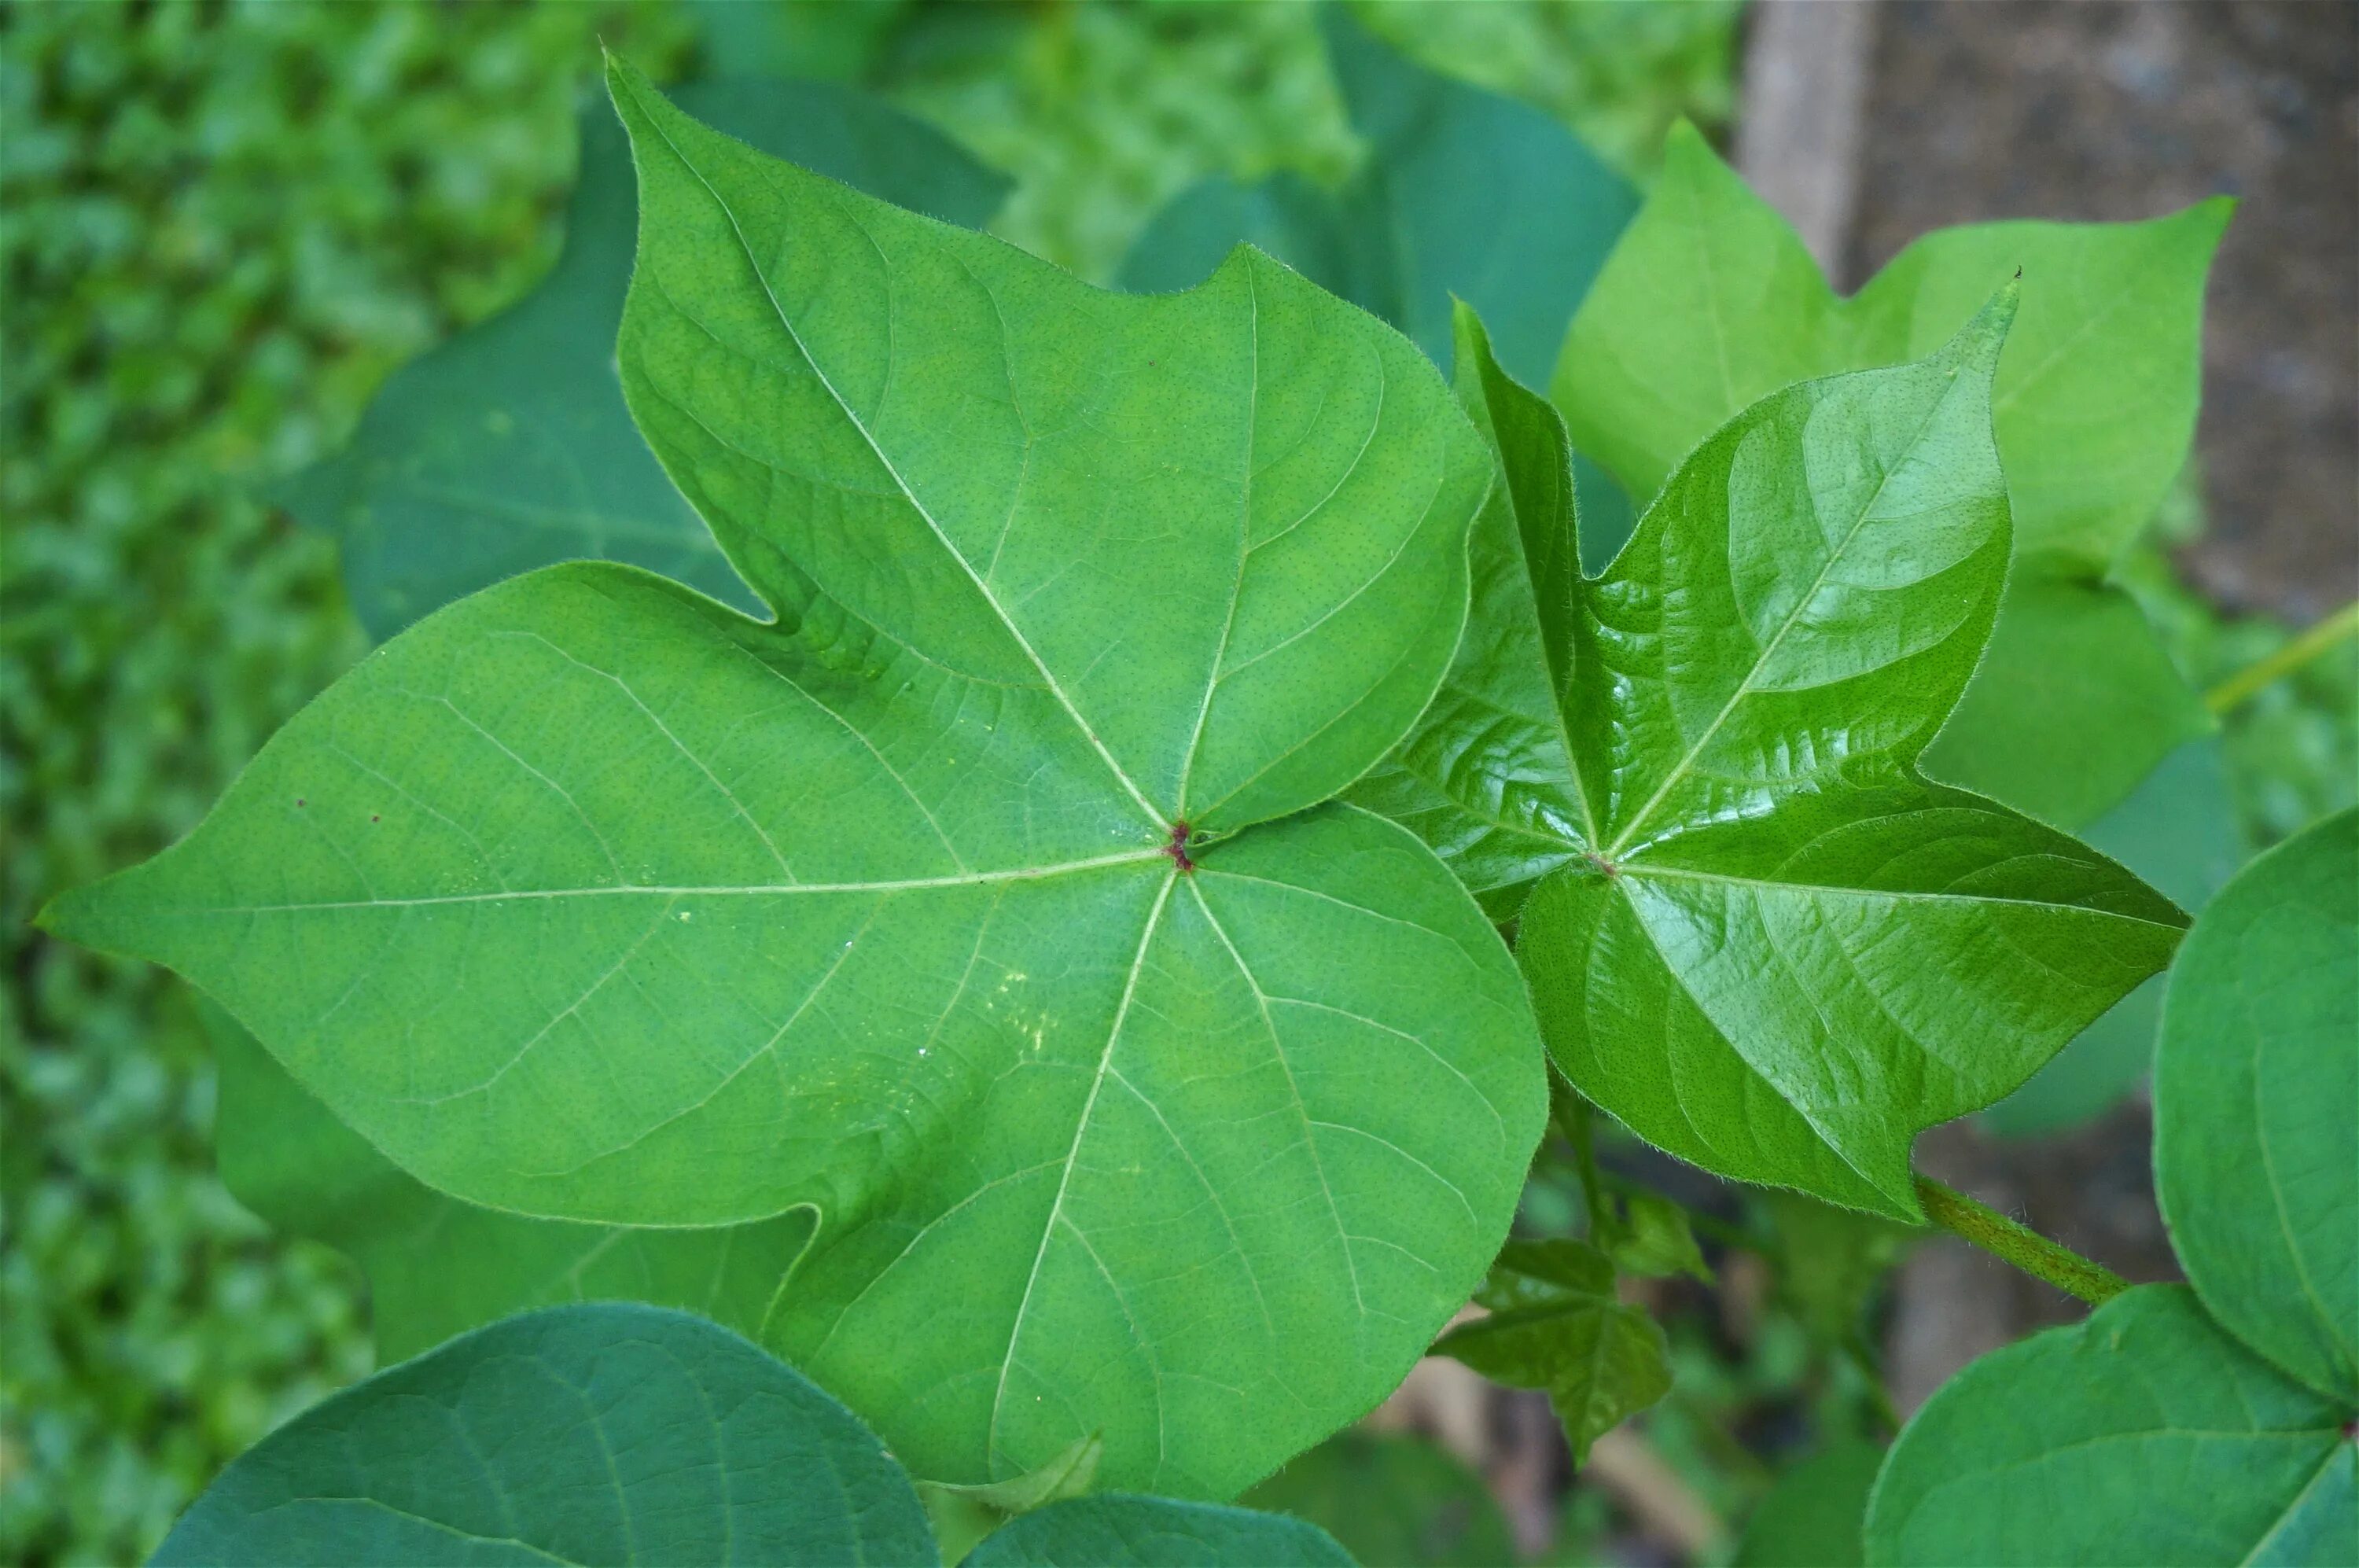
[1849,0,2356,619]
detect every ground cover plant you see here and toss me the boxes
[22,9,2357,1566]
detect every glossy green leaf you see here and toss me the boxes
[1867,1286,2357,1566]
[2155,808,2358,1405]
[46,64,1544,1500]
[962,1496,1353,1568]
[1734,1440,1882,1568]
[202,998,811,1364]
[1242,1431,1516,1568]
[1555,123,2225,827]
[1983,738,2242,1137]
[1435,1239,1670,1464]
[1379,293,2184,1216]
[153,1303,937,1566]
[285,80,1008,640]
[1117,6,1640,576]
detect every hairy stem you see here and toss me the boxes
[2205,599,2359,715]
[1913,1176,2128,1307]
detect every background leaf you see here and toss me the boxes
[1732,1439,1881,1568]
[153,1302,938,1567]
[1555,123,2227,829]
[961,1496,1352,1568]
[202,998,811,1364]
[47,69,1543,1502]
[2155,808,2358,1404]
[1242,1431,1517,1568]
[284,79,1009,640]
[1982,737,2242,1137]
[1865,1286,2356,1567]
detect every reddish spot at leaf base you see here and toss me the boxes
[1165,820,1196,874]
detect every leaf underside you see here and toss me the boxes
[1371,302,2183,1217]
[47,64,1545,1499]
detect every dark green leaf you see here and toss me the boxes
[962,1496,1353,1568]
[47,65,1543,1500]
[1733,1440,1882,1568]
[2156,808,2357,1404]
[285,80,1009,640]
[1393,291,2184,1216]
[1437,1239,1670,1464]
[1866,1286,2356,1566]
[202,998,810,1363]
[1555,123,2226,828]
[1983,738,2242,1137]
[1242,1432,1517,1568]
[153,1303,937,1567]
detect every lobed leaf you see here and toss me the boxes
[1382,297,2184,1216]
[1865,1286,2357,1566]
[153,1303,937,1566]
[1555,123,2226,828]
[285,79,1009,640]
[46,64,1544,1500]
[2155,808,2357,1405]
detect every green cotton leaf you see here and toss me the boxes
[152,1303,939,1566]
[1982,738,2243,1138]
[284,80,1008,641]
[1437,1239,1671,1465]
[43,63,1544,1501]
[1117,6,1640,573]
[1733,1440,1882,1568]
[1555,123,2226,829]
[1866,1286,2358,1567]
[1376,295,2184,1218]
[201,998,811,1364]
[1607,1190,1713,1283]
[922,1435,1103,1567]
[1242,1431,1518,1568]
[960,1496,1352,1568]
[2155,808,2358,1406]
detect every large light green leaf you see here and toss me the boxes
[962,1496,1352,1568]
[1555,123,2226,828]
[1242,1431,1516,1568]
[45,65,1543,1500]
[1118,6,1640,574]
[153,1303,938,1566]
[1866,1286,2357,1566]
[1433,1239,1670,1464]
[285,79,1008,640]
[1982,738,2243,1137]
[2155,808,2358,1405]
[1373,296,2183,1217]
[202,997,811,1364]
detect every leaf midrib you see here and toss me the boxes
[622,73,1167,831]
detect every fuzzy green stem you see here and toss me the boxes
[2205,599,2359,715]
[1913,1176,2128,1306]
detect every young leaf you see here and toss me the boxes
[1982,738,2243,1138]
[1242,1431,1518,1568]
[1866,1286,2357,1566]
[203,998,811,1363]
[1734,1440,1882,1568]
[285,79,1009,640]
[1382,297,2184,1218]
[1555,123,2227,828]
[1608,1189,1714,1284]
[960,1496,1352,1568]
[43,65,1544,1500]
[1435,1239,1672,1464]
[153,1303,938,1566]
[2155,808,2357,1404]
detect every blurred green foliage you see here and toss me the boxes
[2,2,2349,1565]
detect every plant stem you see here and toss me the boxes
[2204,599,2359,715]
[1912,1176,2129,1306]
